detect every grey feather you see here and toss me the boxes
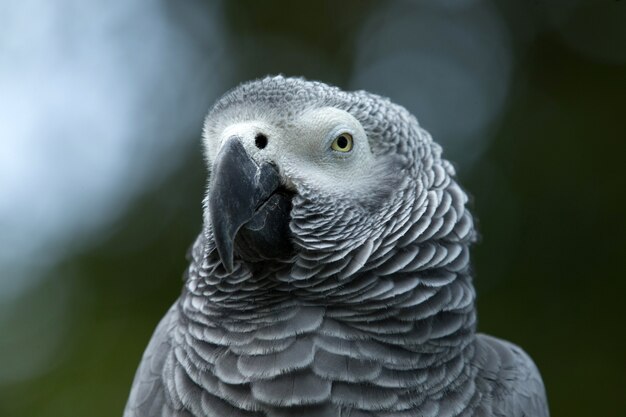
[311,349,381,382]
[213,350,249,384]
[237,336,315,378]
[250,370,331,406]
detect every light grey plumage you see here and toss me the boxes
[125,76,549,417]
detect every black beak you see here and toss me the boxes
[208,137,292,272]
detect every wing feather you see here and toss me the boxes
[124,304,181,417]
[474,334,550,417]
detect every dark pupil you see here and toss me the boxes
[255,133,268,149]
[336,135,348,149]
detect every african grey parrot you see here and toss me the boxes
[124,76,549,417]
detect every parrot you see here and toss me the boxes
[124,76,549,417]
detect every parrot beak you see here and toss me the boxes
[208,137,293,272]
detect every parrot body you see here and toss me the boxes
[125,76,549,417]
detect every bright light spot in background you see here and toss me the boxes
[0,0,225,384]
[351,0,512,168]
[0,0,225,299]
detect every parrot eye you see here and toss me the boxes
[331,133,353,152]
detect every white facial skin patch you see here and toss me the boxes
[206,107,379,198]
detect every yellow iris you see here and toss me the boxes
[331,133,353,152]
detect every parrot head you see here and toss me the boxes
[202,76,458,279]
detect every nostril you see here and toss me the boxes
[255,133,268,149]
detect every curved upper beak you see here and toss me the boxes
[208,137,282,272]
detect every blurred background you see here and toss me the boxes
[1,0,624,415]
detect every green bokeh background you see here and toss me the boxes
[1,1,625,416]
